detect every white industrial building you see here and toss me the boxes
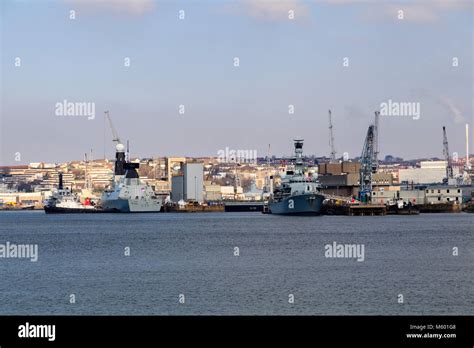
[183,162,204,203]
[171,176,184,202]
[372,187,425,205]
[398,161,460,184]
[424,186,462,204]
[170,162,204,203]
[372,186,463,205]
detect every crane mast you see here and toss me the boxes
[373,111,380,169]
[104,111,121,145]
[359,125,376,203]
[328,110,337,163]
[442,126,454,181]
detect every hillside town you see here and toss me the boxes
[1,152,473,211]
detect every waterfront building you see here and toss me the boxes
[372,186,463,205]
[171,175,184,202]
[204,184,222,201]
[398,161,460,184]
[183,162,204,203]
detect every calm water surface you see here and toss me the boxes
[0,211,472,315]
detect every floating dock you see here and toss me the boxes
[463,202,474,213]
[164,204,224,213]
[224,201,264,212]
[418,203,462,213]
[348,204,387,216]
[322,199,387,216]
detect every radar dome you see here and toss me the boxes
[116,143,125,152]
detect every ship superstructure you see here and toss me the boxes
[100,144,162,213]
[268,139,325,215]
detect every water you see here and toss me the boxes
[0,211,472,315]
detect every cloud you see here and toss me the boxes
[357,0,472,23]
[230,0,471,23]
[316,0,374,4]
[381,4,439,23]
[63,0,155,16]
[380,1,471,24]
[344,104,369,120]
[230,0,310,21]
[317,0,470,6]
[437,96,465,124]
[414,89,466,124]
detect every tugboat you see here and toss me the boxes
[268,139,325,215]
[44,173,105,213]
[100,143,163,213]
[386,199,419,215]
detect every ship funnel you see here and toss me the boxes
[269,175,274,198]
[58,172,63,190]
[114,143,126,176]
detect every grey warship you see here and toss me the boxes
[100,143,163,213]
[268,139,324,215]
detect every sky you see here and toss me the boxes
[0,0,473,165]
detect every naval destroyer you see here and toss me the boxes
[268,139,325,215]
[100,143,163,213]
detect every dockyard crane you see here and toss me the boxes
[359,125,376,203]
[104,111,122,145]
[328,110,337,163]
[442,126,454,182]
[373,111,380,169]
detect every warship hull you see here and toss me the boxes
[269,193,324,215]
[100,198,162,213]
[44,206,113,214]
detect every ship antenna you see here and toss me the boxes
[267,144,271,166]
[328,110,337,163]
[85,152,88,190]
[103,111,106,160]
[126,140,130,163]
